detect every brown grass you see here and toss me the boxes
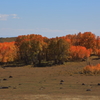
[0,56,100,99]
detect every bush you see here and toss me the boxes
[69,46,91,61]
[83,64,100,75]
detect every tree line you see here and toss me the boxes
[0,32,100,66]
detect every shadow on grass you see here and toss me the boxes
[92,58,100,60]
[0,61,27,68]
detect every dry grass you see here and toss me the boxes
[0,56,100,99]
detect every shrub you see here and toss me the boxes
[69,46,91,61]
[83,64,100,75]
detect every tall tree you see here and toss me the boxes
[0,42,17,63]
[15,34,48,66]
[77,32,96,50]
[47,37,70,64]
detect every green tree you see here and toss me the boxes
[47,37,70,64]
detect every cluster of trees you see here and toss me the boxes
[0,32,100,66]
[15,34,48,65]
[63,32,100,50]
[15,35,70,66]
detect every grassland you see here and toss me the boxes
[0,56,100,100]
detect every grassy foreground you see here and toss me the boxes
[0,56,100,100]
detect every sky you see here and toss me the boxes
[0,0,100,38]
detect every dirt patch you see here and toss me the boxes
[23,95,100,100]
[0,94,100,100]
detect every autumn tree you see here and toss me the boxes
[0,42,17,63]
[96,36,100,49]
[15,34,48,66]
[69,46,91,61]
[64,32,97,51]
[76,32,96,50]
[47,37,70,64]
[30,36,48,66]
[14,32,100,66]
[95,49,100,57]
[64,34,77,45]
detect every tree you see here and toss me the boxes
[47,37,70,64]
[77,32,96,50]
[95,49,100,57]
[96,36,100,49]
[69,46,91,61]
[0,42,17,63]
[15,34,48,66]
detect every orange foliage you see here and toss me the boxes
[69,46,91,60]
[83,64,100,74]
[60,36,71,44]
[65,34,77,45]
[15,34,48,65]
[63,32,98,52]
[0,42,17,63]
[95,49,100,56]
[0,32,99,65]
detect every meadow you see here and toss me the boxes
[0,55,100,100]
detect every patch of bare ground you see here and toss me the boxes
[0,95,100,100]
[0,56,100,99]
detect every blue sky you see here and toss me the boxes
[0,0,100,38]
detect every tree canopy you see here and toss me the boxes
[0,32,100,66]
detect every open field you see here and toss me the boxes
[0,57,100,100]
